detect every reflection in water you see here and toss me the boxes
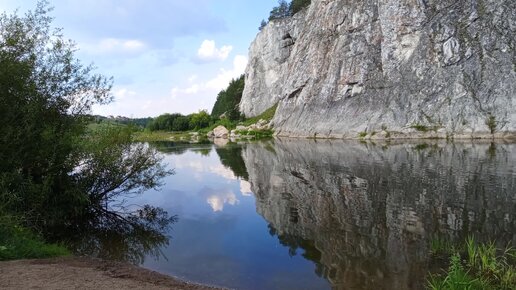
[59,202,177,265]
[200,187,240,212]
[242,139,516,290]
[215,145,249,180]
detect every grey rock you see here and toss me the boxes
[240,0,516,139]
[213,125,229,138]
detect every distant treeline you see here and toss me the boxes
[92,115,153,128]
[146,111,211,132]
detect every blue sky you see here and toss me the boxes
[0,0,277,117]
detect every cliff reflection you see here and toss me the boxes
[241,139,516,290]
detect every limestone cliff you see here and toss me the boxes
[240,0,516,138]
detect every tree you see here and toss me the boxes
[211,74,245,121]
[259,19,268,31]
[290,0,311,15]
[189,110,212,130]
[0,1,172,235]
[269,0,291,21]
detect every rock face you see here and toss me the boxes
[240,0,516,138]
[241,139,516,289]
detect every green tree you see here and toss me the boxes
[189,110,212,130]
[269,0,291,20]
[211,74,245,121]
[259,19,268,31]
[290,0,311,15]
[0,2,172,234]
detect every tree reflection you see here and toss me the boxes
[215,144,249,180]
[53,205,177,265]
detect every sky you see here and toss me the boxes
[0,0,277,117]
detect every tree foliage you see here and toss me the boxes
[290,0,311,15]
[211,74,245,121]
[146,110,212,132]
[259,19,268,31]
[268,0,311,21]
[269,0,291,20]
[0,2,173,236]
[189,110,211,130]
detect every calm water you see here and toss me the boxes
[91,140,516,289]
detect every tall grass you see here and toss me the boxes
[0,215,69,261]
[427,237,515,290]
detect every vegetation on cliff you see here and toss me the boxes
[260,0,311,30]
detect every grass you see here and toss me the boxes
[241,104,277,127]
[87,120,127,132]
[235,129,274,139]
[132,130,193,142]
[427,237,516,290]
[0,216,70,261]
[430,237,457,256]
[358,131,367,138]
[411,124,431,132]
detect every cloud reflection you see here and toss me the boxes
[240,180,253,196]
[206,191,239,212]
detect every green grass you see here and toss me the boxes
[235,129,274,139]
[87,121,127,132]
[0,216,70,261]
[430,237,457,256]
[358,131,367,138]
[411,124,431,132]
[132,130,193,142]
[427,237,516,290]
[241,104,277,127]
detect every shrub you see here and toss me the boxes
[485,114,497,134]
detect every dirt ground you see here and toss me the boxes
[0,257,224,290]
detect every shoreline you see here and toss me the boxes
[274,131,516,141]
[0,256,225,290]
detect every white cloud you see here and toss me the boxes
[169,54,248,101]
[196,40,232,62]
[93,55,248,118]
[82,38,146,55]
[205,55,247,90]
[113,88,137,100]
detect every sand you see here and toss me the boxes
[0,257,224,290]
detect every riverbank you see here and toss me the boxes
[0,257,223,290]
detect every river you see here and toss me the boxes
[81,139,516,290]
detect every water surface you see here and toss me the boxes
[93,140,516,289]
